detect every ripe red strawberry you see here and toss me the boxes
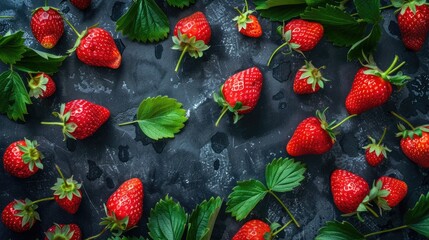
[1,199,40,232]
[172,11,211,72]
[3,138,44,178]
[70,0,91,10]
[345,56,410,115]
[267,19,323,66]
[286,109,355,156]
[233,0,262,38]
[45,223,82,240]
[31,7,64,49]
[330,170,370,215]
[363,128,391,167]
[51,165,82,214]
[391,111,429,168]
[102,178,144,233]
[394,1,429,51]
[28,73,56,99]
[232,220,271,240]
[372,176,408,211]
[41,99,110,140]
[213,67,263,126]
[293,61,329,95]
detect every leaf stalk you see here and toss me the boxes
[268,190,300,227]
[390,111,415,130]
[363,225,408,238]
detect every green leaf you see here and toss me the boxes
[167,0,196,8]
[116,0,170,43]
[226,180,268,221]
[258,4,307,21]
[129,96,188,140]
[14,48,66,74]
[0,70,31,121]
[0,31,26,64]
[404,192,429,237]
[324,23,366,47]
[347,24,381,61]
[354,0,381,23]
[148,195,187,240]
[265,158,306,193]
[301,5,358,25]
[315,221,365,240]
[255,0,306,10]
[186,197,222,240]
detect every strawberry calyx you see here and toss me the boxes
[392,0,426,14]
[368,180,392,212]
[267,26,304,66]
[172,30,210,72]
[41,103,78,141]
[51,165,82,201]
[363,128,391,158]
[45,224,75,240]
[341,195,379,221]
[100,205,131,236]
[232,0,255,31]
[213,86,251,126]
[391,111,429,139]
[316,108,357,142]
[32,6,61,15]
[17,138,44,172]
[28,73,49,98]
[299,60,329,91]
[363,55,411,87]
[13,199,41,229]
[64,19,98,55]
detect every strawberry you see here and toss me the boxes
[102,178,144,234]
[41,99,110,140]
[45,223,82,240]
[330,169,372,218]
[28,73,56,99]
[31,7,64,49]
[172,11,211,72]
[3,138,44,178]
[393,0,429,51]
[345,56,410,115]
[267,19,323,66]
[293,60,329,95]
[363,128,392,167]
[232,220,271,240]
[213,67,263,126]
[233,0,262,38]
[286,109,356,156]
[70,0,91,10]
[1,199,40,232]
[371,176,408,211]
[51,165,82,214]
[391,111,429,168]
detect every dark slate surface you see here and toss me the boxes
[1,0,429,239]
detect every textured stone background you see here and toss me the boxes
[0,0,428,239]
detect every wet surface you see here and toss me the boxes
[0,0,429,239]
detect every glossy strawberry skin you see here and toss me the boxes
[41,74,56,98]
[239,15,263,38]
[365,149,385,167]
[76,28,122,69]
[400,131,429,167]
[64,99,110,140]
[232,220,271,240]
[377,176,408,208]
[174,11,211,44]
[3,140,40,178]
[284,19,324,51]
[222,67,263,114]
[1,200,31,232]
[106,178,144,229]
[70,0,91,10]
[293,70,320,94]
[398,4,429,51]
[54,189,82,214]
[345,68,393,115]
[45,224,82,240]
[31,7,64,49]
[331,169,370,214]
[286,117,333,156]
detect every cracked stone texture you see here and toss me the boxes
[1,0,429,239]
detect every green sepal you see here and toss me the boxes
[362,135,391,158]
[45,103,77,141]
[18,138,44,172]
[13,199,40,228]
[369,180,392,212]
[396,124,429,139]
[45,223,75,240]
[362,55,411,87]
[395,0,426,15]
[32,6,61,15]
[100,204,130,236]
[298,60,330,91]
[172,30,210,59]
[28,74,49,99]
[213,85,251,125]
[316,108,337,142]
[50,175,82,201]
[66,28,90,55]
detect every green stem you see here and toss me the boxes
[0,16,14,19]
[175,45,189,72]
[381,55,399,79]
[387,61,406,75]
[331,114,357,130]
[40,121,65,127]
[365,205,379,218]
[363,225,408,238]
[234,7,243,15]
[377,128,387,145]
[244,0,249,12]
[390,111,415,130]
[118,120,139,126]
[84,226,109,240]
[55,164,69,188]
[272,220,293,237]
[215,106,229,127]
[350,4,394,16]
[268,191,300,227]
[267,41,290,66]
[30,196,54,206]
[63,17,81,37]
[45,0,48,6]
